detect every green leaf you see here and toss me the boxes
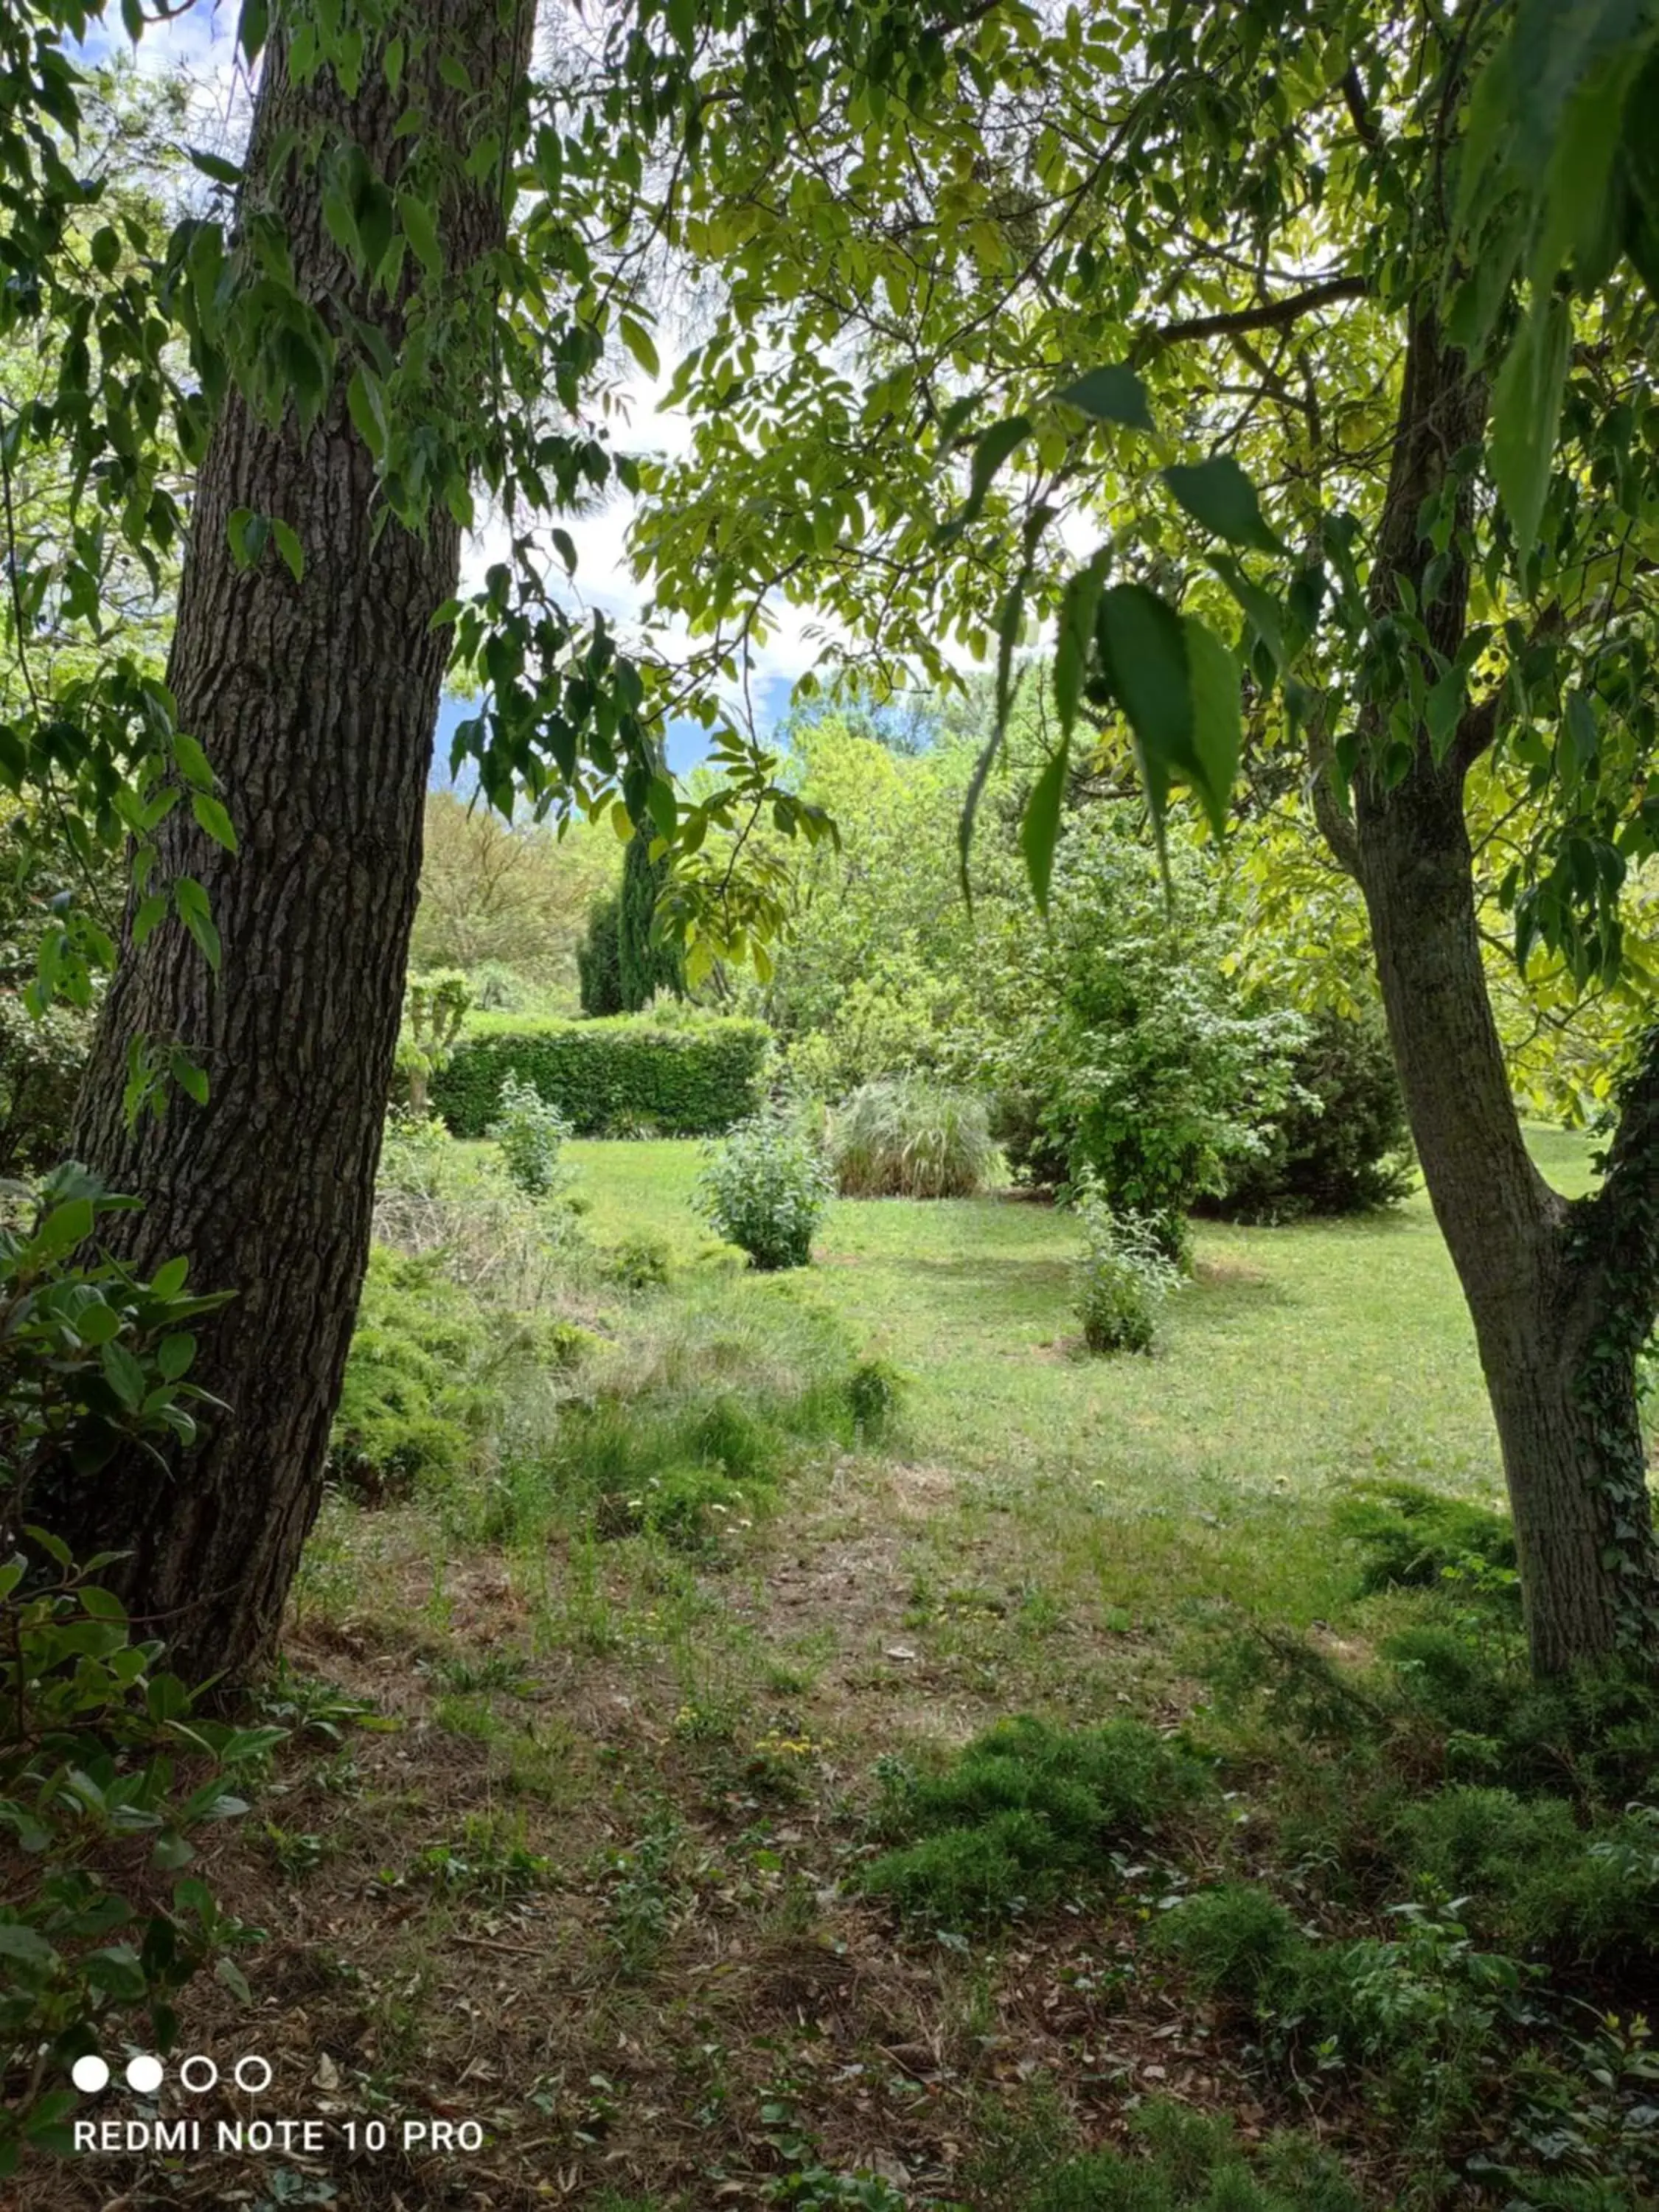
[188,148,244,189]
[226,508,269,571]
[1053,364,1152,429]
[1491,293,1571,554]
[191,793,238,851]
[1020,740,1070,913]
[173,731,215,789]
[0,1923,58,1969]
[267,517,303,583]
[1162,456,1282,553]
[35,1196,94,1259]
[239,0,270,63]
[942,414,1032,540]
[101,1340,147,1412]
[157,1333,197,1381]
[1054,547,1111,733]
[1182,616,1242,835]
[398,192,444,279]
[619,316,660,377]
[1209,554,1287,670]
[1094,583,1192,824]
[174,880,222,973]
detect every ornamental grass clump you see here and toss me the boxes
[695,1107,834,1270]
[829,1076,1000,1198]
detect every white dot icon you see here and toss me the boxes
[71,2055,110,2093]
[125,2053,164,2094]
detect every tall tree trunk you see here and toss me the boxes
[40,1,529,1680]
[1344,313,1659,1676]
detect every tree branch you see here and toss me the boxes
[1148,275,1369,349]
[1307,715,1360,878]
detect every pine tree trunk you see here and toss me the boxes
[1346,315,1659,1677]
[41,1,528,1680]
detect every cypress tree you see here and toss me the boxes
[617,832,684,1010]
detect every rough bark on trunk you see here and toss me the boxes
[41,1,529,1680]
[1344,313,1659,1676]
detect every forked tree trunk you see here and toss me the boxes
[41,1,529,1679]
[1344,314,1659,1676]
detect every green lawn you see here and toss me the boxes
[566,1126,1587,1633]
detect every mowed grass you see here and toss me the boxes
[571,1125,1588,1632]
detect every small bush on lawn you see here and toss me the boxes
[1212,1006,1415,1223]
[862,1715,1206,1925]
[604,1234,673,1290]
[828,1076,999,1197]
[487,1072,574,1200]
[696,1108,835,1270]
[1074,1196,1183,1353]
[846,1357,904,1439]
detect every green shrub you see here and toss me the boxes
[487,1072,573,1198]
[1335,1478,1518,1605]
[1211,1007,1415,1222]
[330,1248,495,1495]
[1156,1882,1304,2005]
[862,1715,1206,1925]
[984,817,1304,1212]
[604,1234,673,1290]
[1,1172,273,2180]
[1074,1198,1183,1353]
[431,1010,771,1138]
[1397,1787,1659,1964]
[0,995,88,1178]
[695,1109,835,1270]
[396,969,470,1116]
[1024,2100,1363,2211]
[828,1077,999,1197]
[846,1357,903,1438]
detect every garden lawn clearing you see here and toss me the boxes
[31,1129,1605,2212]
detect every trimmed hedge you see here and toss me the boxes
[430,1012,772,1138]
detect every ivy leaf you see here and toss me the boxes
[1163,456,1282,553]
[1054,364,1152,429]
[1020,739,1070,913]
